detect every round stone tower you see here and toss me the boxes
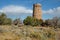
[33,3,42,20]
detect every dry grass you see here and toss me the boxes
[0,25,59,40]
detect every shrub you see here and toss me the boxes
[0,13,12,25]
[23,16,43,26]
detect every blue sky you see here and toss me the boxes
[0,0,60,20]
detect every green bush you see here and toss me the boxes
[23,16,43,26]
[0,13,12,25]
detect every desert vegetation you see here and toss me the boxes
[0,13,12,25]
[0,13,60,28]
[0,25,57,40]
[23,16,43,26]
[23,16,60,28]
[0,13,60,40]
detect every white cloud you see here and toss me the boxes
[43,9,54,14]
[43,7,60,16]
[0,5,60,17]
[0,5,33,14]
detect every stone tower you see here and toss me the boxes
[33,3,42,20]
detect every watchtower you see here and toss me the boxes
[33,3,42,20]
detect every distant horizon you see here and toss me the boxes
[0,0,60,20]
